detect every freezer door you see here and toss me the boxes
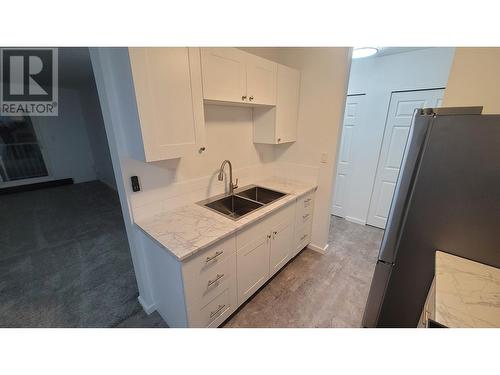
[378,110,433,263]
[362,261,393,328]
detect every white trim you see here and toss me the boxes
[138,295,156,315]
[307,242,329,254]
[89,48,156,309]
[345,216,366,226]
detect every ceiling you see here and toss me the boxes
[372,47,430,57]
[56,47,434,88]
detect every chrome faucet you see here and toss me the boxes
[218,160,238,195]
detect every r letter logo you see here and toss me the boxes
[1,48,58,116]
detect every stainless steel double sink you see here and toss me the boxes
[197,185,287,220]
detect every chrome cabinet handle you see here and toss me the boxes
[303,214,310,220]
[249,96,254,101]
[242,95,247,101]
[206,250,223,263]
[277,138,281,143]
[267,234,271,239]
[207,273,224,288]
[300,234,308,241]
[304,198,312,203]
[210,304,226,319]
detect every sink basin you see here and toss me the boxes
[198,185,288,221]
[235,185,286,204]
[204,194,263,220]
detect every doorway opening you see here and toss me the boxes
[331,47,455,230]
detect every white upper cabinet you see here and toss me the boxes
[245,54,277,105]
[200,48,247,104]
[253,64,301,144]
[201,48,277,106]
[129,47,205,162]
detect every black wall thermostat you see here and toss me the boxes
[131,176,141,192]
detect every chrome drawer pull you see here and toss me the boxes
[302,214,310,220]
[304,198,312,203]
[207,273,224,288]
[206,250,223,263]
[300,234,308,241]
[210,304,226,319]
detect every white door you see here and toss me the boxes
[331,94,366,217]
[245,54,277,105]
[236,232,270,305]
[129,47,205,162]
[200,48,247,103]
[269,219,293,276]
[367,89,444,229]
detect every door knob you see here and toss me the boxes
[242,95,247,101]
[249,96,254,101]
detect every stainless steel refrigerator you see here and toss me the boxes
[363,106,500,328]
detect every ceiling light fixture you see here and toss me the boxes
[352,47,378,59]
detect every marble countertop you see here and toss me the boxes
[134,177,317,261]
[434,251,500,328]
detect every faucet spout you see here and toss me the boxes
[218,160,238,195]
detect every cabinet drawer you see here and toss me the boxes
[182,234,236,282]
[189,287,234,328]
[296,191,314,219]
[184,253,236,310]
[236,202,294,250]
[294,220,312,256]
[295,209,312,229]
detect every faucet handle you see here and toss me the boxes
[233,178,239,190]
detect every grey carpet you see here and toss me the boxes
[0,181,166,327]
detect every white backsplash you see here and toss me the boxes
[127,158,319,222]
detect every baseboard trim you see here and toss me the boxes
[345,216,366,226]
[307,242,329,254]
[138,295,156,315]
[0,178,73,195]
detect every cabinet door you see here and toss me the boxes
[201,48,247,103]
[246,54,277,105]
[236,232,270,305]
[129,47,205,162]
[270,219,294,276]
[275,64,300,143]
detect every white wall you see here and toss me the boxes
[443,47,500,113]
[337,48,455,224]
[273,48,351,252]
[33,88,97,184]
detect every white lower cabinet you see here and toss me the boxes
[142,190,315,327]
[269,219,294,276]
[236,232,271,304]
[183,235,238,328]
[236,202,296,305]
